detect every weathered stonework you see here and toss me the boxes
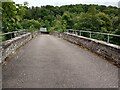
[51,31,120,66]
[0,31,40,63]
[32,31,40,38]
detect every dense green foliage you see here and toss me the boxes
[2,1,41,33]
[1,1,120,44]
[22,4,120,35]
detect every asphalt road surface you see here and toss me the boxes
[2,34,118,88]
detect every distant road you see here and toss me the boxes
[2,34,118,88]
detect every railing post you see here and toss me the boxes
[76,31,78,35]
[80,31,81,36]
[14,31,16,37]
[90,32,91,38]
[67,29,68,33]
[72,30,74,34]
[11,33,12,39]
[74,30,75,34]
[107,34,110,43]
[75,30,77,35]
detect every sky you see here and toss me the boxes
[13,0,120,7]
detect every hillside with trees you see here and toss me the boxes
[1,1,120,44]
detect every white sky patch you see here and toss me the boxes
[53,0,83,6]
[13,0,120,7]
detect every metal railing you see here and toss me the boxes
[65,29,120,45]
[0,29,29,42]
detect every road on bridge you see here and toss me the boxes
[2,34,118,88]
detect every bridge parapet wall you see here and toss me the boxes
[0,31,40,63]
[52,31,120,66]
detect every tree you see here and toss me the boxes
[2,2,27,32]
[97,12,112,33]
[73,12,100,32]
[50,15,67,32]
[62,11,73,29]
[24,1,29,7]
[87,5,97,15]
[21,19,41,29]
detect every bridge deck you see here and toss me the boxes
[2,34,118,88]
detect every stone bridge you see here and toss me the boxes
[0,31,120,89]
